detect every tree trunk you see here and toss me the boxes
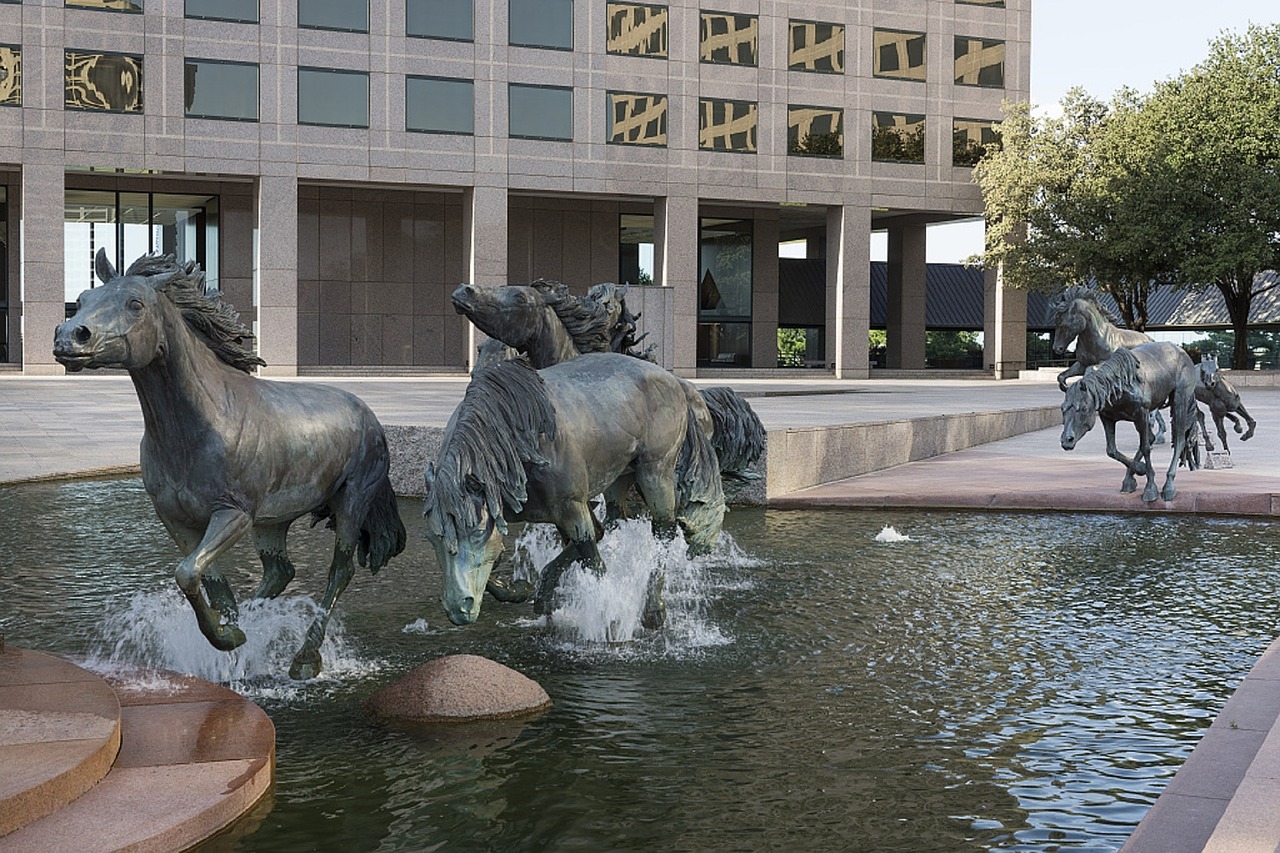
[1219,274,1254,369]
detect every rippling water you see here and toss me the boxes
[2,478,1279,851]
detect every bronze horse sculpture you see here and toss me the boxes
[53,250,406,679]
[1059,341,1200,503]
[452,279,765,481]
[1195,354,1257,452]
[1050,285,1153,391]
[424,354,725,628]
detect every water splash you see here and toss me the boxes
[875,525,912,543]
[507,519,740,653]
[86,586,381,693]
[401,618,433,635]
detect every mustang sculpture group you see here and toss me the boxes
[1049,285,1257,501]
[54,253,762,675]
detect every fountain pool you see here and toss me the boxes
[2,476,1279,851]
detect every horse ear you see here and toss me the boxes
[95,248,116,284]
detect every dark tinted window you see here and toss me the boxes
[298,68,368,127]
[407,76,473,134]
[406,0,473,41]
[185,60,258,121]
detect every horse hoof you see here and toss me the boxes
[289,653,322,680]
[210,625,247,652]
[1162,487,1177,501]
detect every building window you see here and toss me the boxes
[953,118,1001,166]
[184,60,258,121]
[510,0,573,50]
[407,76,474,135]
[788,106,842,157]
[873,29,926,81]
[606,3,668,58]
[608,92,667,146]
[298,0,368,33]
[957,0,1004,6]
[699,12,757,66]
[63,190,220,304]
[185,0,257,22]
[297,68,369,127]
[509,84,572,140]
[872,112,925,163]
[698,217,752,367]
[407,0,472,41]
[0,46,20,107]
[699,99,756,153]
[66,0,143,11]
[619,213,654,285]
[788,20,843,74]
[65,51,143,112]
[955,36,1005,87]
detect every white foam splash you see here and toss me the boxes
[874,525,912,543]
[401,618,432,635]
[508,519,738,651]
[87,586,381,691]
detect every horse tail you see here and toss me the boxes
[676,398,726,555]
[699,387,766,481]
[359,473,407,574]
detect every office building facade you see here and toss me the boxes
[0,0,1030,376]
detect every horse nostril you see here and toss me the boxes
[72,326,91,345]
[462,596,475,613]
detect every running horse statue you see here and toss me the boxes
[1059,341,1200,503]
[53,250,406,679]
[1196,354,1257,452]
[424,353,725,628]
[452,279,765,481]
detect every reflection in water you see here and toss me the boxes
[2,478,1279,850]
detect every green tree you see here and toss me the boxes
[1135,25,1280,368]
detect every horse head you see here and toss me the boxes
[423,461,507,626]
[1059,376,1098,450]
[452,282,547,351]
[53,249,172,372]
[1051,299,1086,357]
[1199,354,1220,389]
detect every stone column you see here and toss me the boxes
[826,204,871,379]
[464,184,509,368]
[654,193,698,377]
[885,223,927,370]
[254,175,299,377]
[990,262,1027,379]
[20,164,65,376]
[751,208,779,369]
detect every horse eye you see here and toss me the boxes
[128,299,144,311]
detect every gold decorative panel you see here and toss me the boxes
[788,106,843,157]
[65,51,143,111]
[699,99,756,152]
[872,112,925,163]
[953,118,1000,166]
[788,21,843,73]
[609,92,668,146]
[955,37,1005,87]
[606,3,668,57]
[873,29,926,81]
[0,46,20,106]
[700,12,757,66]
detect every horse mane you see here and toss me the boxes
[588,281,654,360]
[1072,347,1140,410]
[425,359,557,551]
[1047,284,1123,328]
[530,279,615,354]
[124,253,266,373]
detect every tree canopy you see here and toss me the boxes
[973,24,1280,367]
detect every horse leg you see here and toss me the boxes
[1197,408,1215,451]
[604,472,637,528]
[634,461,682,630]
[534,502,604,617]
[290,539,356,680]
[1162,413,1184,502]
[1237,403,1257,441]
[1213,410,1230,452]
[1150,411,1167,445]
[1102,417,1139,492]
[175,508,252,651]
[252,522,296,599]
[1136,412,1160,502]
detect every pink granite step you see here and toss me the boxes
[0,648,122,837]
[0,654,275,852]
